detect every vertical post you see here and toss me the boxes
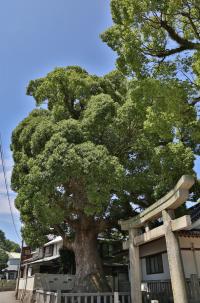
[57,290,61,303]
[114,292,119,303]
[15,239,23,299]
[191,243,199,277]
[36,291,39,303]
[190,274,200,301]
[129,228,142,303]
[162,210,188,303]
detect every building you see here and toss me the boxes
[140,205,200,284]
[20,236,129,290]
[2,252,20,280]
[17,235,130,302]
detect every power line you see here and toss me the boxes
[0,134,21,240]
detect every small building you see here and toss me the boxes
[17,236,129,302]
[2,252,20,280]
[20,236,74,278]
[20,236,129,290]
[140,204,200,284]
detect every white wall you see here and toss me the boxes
[19,276,35,290]
[34,273,74,291]
[53,241,63,256]
[18,273,75,291]
[140,236,200,281]
[141,253,170,281]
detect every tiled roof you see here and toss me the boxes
[178,230,200,237]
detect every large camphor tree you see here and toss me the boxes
[11,1,200,293]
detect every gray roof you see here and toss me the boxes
[2,265,19,272]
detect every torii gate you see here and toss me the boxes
[119,175,195,303]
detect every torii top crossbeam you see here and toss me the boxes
[119,175,195,230]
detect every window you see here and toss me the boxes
[8,272,15,280]
[44,245,53,257]
[146,253,163,275]
[101,243,113,257]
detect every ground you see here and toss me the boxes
[0,291,19,303]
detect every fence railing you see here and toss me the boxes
[36,291,130,303]
[142,280,173,303]
[36,290,58,303]
[142,276,200,303]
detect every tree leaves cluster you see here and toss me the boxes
[0,229,20,273]
[11,66,199,247]
[0,249,8,273]
[101,0,200,79]
[10,0,200,291]
[0,230,20,253]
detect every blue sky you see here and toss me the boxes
[0,1,199,244]
[0,0,116,244]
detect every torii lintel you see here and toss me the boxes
[119,175,195,230]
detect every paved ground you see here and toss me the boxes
[0,291,19,303]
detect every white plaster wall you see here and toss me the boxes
[34,273,74,291]
[53,241,63,256]
[141,248,200,281]
[53,244,57,256]
[141,253,170,281]
[181,250,200,278]
[19,277,35,290]
[19,274,75,291]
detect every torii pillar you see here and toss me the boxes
[129,228,142,303]
[120,175,195,303]
[163,209,188,303]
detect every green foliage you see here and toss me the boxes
[0,229,20,253]
[101,0,200,81]
[0,249,8,272]
[11,65,199,247]
[0,230,20,273]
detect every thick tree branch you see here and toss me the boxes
[63,237,74,251]
[96,218,117,233]
[54,224,74,250]
[144,45,194,58]
[145,18,200,58]
[160,20,198,48]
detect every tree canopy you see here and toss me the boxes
[101,0,200,85]
[11,66,199,247]
[11,1,200,292]
[0,249,8,273]
[0,229,20,273]
[0,229,20,253]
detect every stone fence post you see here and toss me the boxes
[57,290,61,303]
[190,274,200,303]
[114,291,119,303]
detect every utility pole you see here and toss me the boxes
[15,239,24,299]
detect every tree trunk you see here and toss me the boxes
[72,228,111,293]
